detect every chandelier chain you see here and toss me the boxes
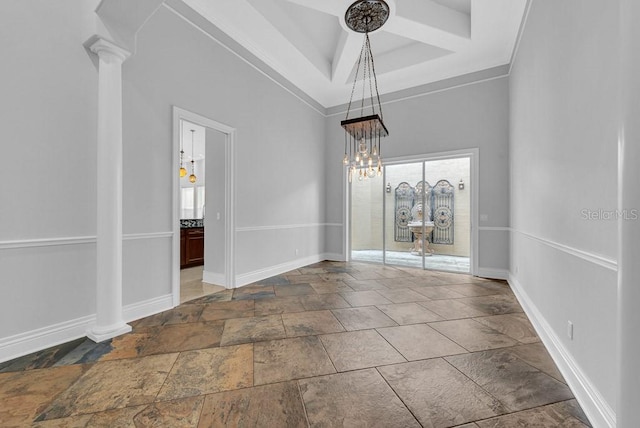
[345,37,368,121]
[367,33,384,122]
[360,38,368,115]
[366,35,376,117]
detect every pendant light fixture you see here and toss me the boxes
[341,0,390,183]
[188,129,197,183]
[179,127,187,178]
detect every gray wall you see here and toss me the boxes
[0,1,327,359]
[509,0,618,423]
[122,3,327,290]
[325,77,511,275]
[0,0,100,342]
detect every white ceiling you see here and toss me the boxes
[182,0,527,108]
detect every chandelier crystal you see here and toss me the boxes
[341,0,390,183]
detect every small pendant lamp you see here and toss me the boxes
[189,129,197,183]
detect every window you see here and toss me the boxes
[180,186,205,219]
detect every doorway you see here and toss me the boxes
[350,150,476,275]
[178,120,206,302]
[172,107,236,307]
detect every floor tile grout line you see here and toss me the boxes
[424,322,474,353]
[251,342,255,391]
[145,351,183,406]
[487,345,572,387]
[295,379,312,428]
[194,393,207,426]
[372,327,409,363]
[439,356,513,420]
[468,398,588,426]
[316,333,340,375]
[29,364,93,423]
[374,365,423,427]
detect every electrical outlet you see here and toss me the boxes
[295,249,299,256]
[567,321,574,340]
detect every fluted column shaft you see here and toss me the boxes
[87,37,132,342]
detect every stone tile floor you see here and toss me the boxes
[0,261,591,427]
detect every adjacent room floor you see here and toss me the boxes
[0,261,590,427]
[180,266,225,304]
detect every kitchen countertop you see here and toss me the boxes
[180,219,204,229]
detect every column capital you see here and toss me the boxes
[87,35,131,62]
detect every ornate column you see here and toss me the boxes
[618,0,640,425]
[87,37,132,342]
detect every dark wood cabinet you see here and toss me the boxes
[180,227,204,269]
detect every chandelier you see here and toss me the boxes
[341,0,390,183]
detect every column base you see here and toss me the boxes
[87,323,132,343]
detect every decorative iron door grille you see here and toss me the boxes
[431,180,455,244]
[394,182,415,242]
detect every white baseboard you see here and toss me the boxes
[0,314,95,364]
[202,270,226,287]
[0,294,174,364]
[508,274,615,428]
[235,254,327,287]
[123,294,174,324]
[476,267,509,280]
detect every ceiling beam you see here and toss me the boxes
[248,0,331,78]
[280,0,343,17]
[331,30,363,84]
[386,0,471,52]
[396,0,471,38]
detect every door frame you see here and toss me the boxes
[172,106,236,306]
[345,148,479,276]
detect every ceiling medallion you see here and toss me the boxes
[345,0,390,34]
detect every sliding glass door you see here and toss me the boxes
[350,169,383,264]
[351,155,471,274]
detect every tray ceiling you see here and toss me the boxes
[182,0,527,108]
